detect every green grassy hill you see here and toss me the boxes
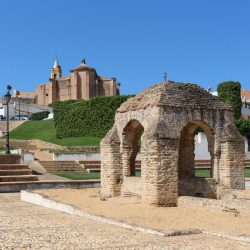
[9,120,101,146]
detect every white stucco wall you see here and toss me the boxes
[195,132,249,160]
[194,132,211,160]
[244,136,249,153]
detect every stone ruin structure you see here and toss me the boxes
[101,81,245,206]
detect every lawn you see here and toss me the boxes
[55,169,250,180]
[195,169,250,178]
[8,120,101,146]
[195,169,211,177]
[245,168,250,178]
[56,172,100,180]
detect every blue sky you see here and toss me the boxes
[0,0,249,95]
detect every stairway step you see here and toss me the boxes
[0,164,29,170]
[0,169,32,176]
[0,175,38,182]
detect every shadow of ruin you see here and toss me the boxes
[101,81,245,206]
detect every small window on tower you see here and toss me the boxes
[54,74,57,79]
[46,93,48,96]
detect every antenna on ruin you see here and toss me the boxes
[163,72,167,82]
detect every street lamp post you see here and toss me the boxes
[19,98,20,119]
[3,85,12,154]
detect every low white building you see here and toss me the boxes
[0,101,52,119]
[0,104,15,118]
[195,132,248,159]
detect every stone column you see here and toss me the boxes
[142,136,179,206]
[220,124,245,189]
[101,126,122,197]
[178,131,195,179]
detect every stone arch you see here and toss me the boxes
[101,81,245,206]
[178,120,215,197]
[178,120,214,178]
[121,119,144,177]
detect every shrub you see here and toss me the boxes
[53,96,133,138]
[235,119,250,139]
[31,111,50,121]
[217,81,242,119]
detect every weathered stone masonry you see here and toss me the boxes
[101,81,245,206]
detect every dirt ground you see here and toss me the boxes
[34,188,250,236]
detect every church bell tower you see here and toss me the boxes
[50,59,62,79]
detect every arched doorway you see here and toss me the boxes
[178,120,215,198]
[122,119,144,176]
[121,119,144,196]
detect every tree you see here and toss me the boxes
[217,81,242,119]
[235,119,250,140]
[217,81,250,140]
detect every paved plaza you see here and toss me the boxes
[0,193,250,249]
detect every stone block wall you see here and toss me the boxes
[179,178,217,199]
[0,121,25,135]
[121,176,142,197]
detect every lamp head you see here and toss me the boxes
[4,92,11,104]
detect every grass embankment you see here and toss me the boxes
[56,169,250,180]
[9,120,101,146]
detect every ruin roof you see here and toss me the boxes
[117,81,232,113]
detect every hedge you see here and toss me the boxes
[217,81,242,119]
[31,111,50,120]
[53,96,133,138]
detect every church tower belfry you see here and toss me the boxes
[50,59,62,79]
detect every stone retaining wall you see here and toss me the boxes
[0,139,100,154]
[38,161,85,173]
[0,121,25,135]
[66,146,100,153]
[178,194,250,215]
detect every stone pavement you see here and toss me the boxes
[1,193,250,250]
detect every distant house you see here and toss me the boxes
[211,90,250,120]
[241,90,250,120]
